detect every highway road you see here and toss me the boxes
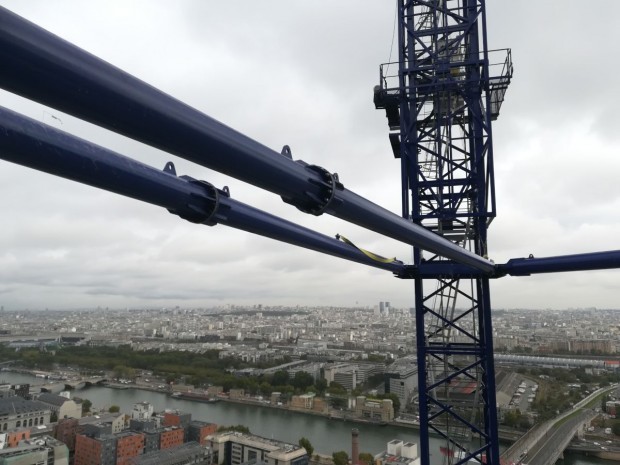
[525,409,593,465]
[501,384,620,464]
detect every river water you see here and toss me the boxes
[0,372,607,465]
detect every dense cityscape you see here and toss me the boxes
[2,305,620,356]
[0,2,619,465]
[1,305,620,464]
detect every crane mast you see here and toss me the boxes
[375,1,512,464]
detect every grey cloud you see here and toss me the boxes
[0,1,618,310]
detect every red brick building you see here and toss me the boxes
[188,421,217,445]
[159,427,184,450]
[74,433,104,465]
[116,432,145,465]
[162,411,191,428]
[54,417,80,451]
[5,428,30,448]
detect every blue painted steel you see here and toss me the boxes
[0,6,495,273]
[413,278,429,463]
[2,5,619,465]
[404,262,485,279]
[498,251,620,276]
[396,251,620,279]
[0,105,405,274]
[380,1,509,464]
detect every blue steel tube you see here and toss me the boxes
[0,7,495,273]
[498,251,620,276]
[0,105,405,275]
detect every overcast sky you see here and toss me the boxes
[0,1,619,311]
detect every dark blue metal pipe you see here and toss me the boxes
[0,6,495,274]
[498,251,620,276]
[403,252,620,278]
[0,105,405,274]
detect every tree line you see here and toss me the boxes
[0,344,400,411]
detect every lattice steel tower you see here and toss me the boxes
[375,1,512,464]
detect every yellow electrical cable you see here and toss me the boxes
[336,234,399,264]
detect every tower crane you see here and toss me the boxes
[0,5,620,465]
[374,2,511,464]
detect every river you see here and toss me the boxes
[0,371,608,465]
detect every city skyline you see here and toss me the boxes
[1,1,619,310]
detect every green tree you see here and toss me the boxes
[333,451,349,465]
[260,382,273,396]
[351,387,364,397]
[245,379,260,396]
[330,397,348,409]
[359,452,374,465]
[518,415,531,430]
[21,350,41,368]
[299,437,314,456]
[218,425,251,434]
[328,382,347,395]
[113,365,135,380]
[109,405,120,413]
[81,399,92,415]
[271,370,289,386]
[292,372,314,391]
[602,394,609,413]
[314,378,328,394]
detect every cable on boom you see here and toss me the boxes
[336,234,400,264]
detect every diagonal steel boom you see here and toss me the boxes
[0,6,494,273]
[0,105,405,275]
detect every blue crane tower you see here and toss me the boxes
[0,5,619,465]
[374,2,512,464]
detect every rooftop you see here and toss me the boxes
[0,397,48,415]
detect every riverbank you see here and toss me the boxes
[4,368,617,463]
[214,392,526,444]
[204,395,619,461]
[4,367,533,444]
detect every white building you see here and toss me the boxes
[375,440,420,465]
[37,393,82,420]
[132,402,154,421]
[207,431,308,465]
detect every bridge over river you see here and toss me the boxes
[501,385,618,465]
[29,377,107,393]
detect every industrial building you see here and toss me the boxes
[207,432,308,465]
[0,435,69,465]
[374,440,420,465]
[0,397,51,432]
[129,442,211,465]
[384,357,418,406]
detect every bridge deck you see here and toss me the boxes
[501,410,596,465]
